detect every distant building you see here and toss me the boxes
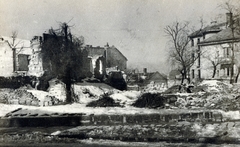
[189,12,240,83]
[189,19,226,81]
[128,68,168,90]
[142,71,168,87]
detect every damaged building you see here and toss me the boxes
[0,36,42,77]
[0,33,127,84]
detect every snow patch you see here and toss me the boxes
[110,91,140,105]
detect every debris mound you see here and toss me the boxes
[132,93,165,108]
[86,95,121,107]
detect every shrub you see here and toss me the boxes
[0,76,33,89]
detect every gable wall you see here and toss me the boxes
[0,41,14,77]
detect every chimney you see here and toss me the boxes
[143,68,147,75]
[226,12,233,28]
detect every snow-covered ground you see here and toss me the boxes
[0,80,240,120]
[0,103,162,117]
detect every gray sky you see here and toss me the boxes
[0,0,237,73]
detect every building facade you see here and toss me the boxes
[0,37,15,77]
[189,13,240,83]
[0,36,37,77]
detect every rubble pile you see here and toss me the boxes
[86,94,121,107]
[159,80,240,110]
[197,80,233,93]
[0,132,78,144]
[132,93,165,108]
[42,95,63,106]
[143,81,168,93]
[2,89,39,106]
[72,83,118,104]
[0,89,14,103]
[0,88,64,106]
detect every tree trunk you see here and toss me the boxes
[235,67,240,83]
[181,72,185,85]
[212,66,216,78]
[64,67,72,103]
[181,69,187,85]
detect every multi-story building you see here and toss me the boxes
[189,13,240,83]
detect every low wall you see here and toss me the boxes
[0,111,224,127]
[89,111,223,125]
[0,116,83,127]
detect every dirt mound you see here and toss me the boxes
[132,93,165,108]
[86,95,121,107]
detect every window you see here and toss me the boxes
[198,69,201,79]
[191,39,194,47]
[191,52,195,61]
[203,34,205,40]
[197,38,200,44]
[197,52,200,67]
[227,67,230,76]
[18,54,29,71]
[224,47,231,58]
[192,69,195,79]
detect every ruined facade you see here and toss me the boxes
[0,33,127,82]
[0,38,15,77]
[28,36,44,77]
[0,36,35,77]
[83,43,127,78]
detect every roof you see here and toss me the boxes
[145,71,168,81]
[198,27,240,46]
[189,22,225,38]
[108,46,128,61]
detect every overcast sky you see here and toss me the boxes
[0,0,238,73]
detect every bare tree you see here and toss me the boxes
[41,22,84,103]
[165,22,200,84]
[202,51,221,78]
